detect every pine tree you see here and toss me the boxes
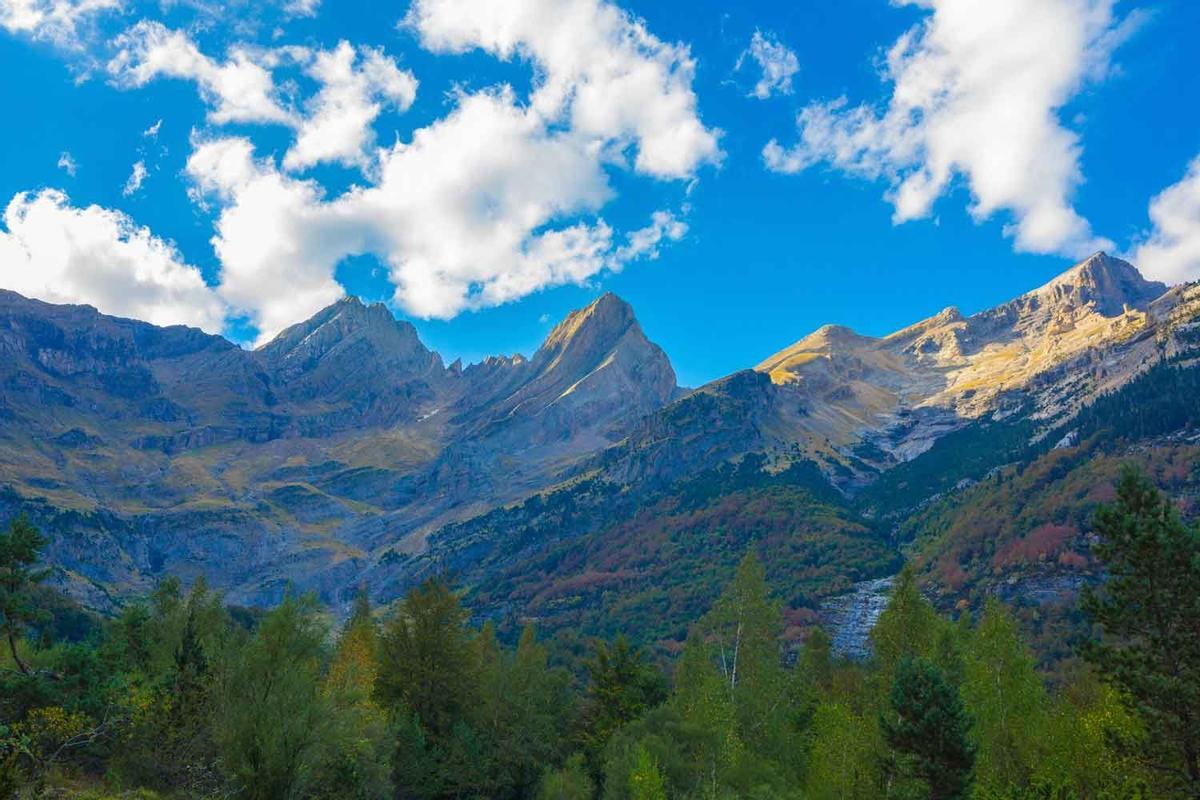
[881,656,975,800]
[578,636,666,771]
[1081,467,1200,795]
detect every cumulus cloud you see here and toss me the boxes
[1131,156,1200,285]
[283,41,418,172]
[110,30,418,174]
[108,21,295,125]
[764,0,1138,258]
[17,0,710,340]
[186,88,622,340]
[163,1,714,341]
[0,189,225,331]
[405,0,722,179]
[185,137,357,341]
[0,0,119,48]
[737,30,798,99]
[56,151,77,176]
[122,160,148,196]
[142,118,162,138]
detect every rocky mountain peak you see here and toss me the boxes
[1030,252,1167,316]
[536,292,637,363]
[258,295,441,380]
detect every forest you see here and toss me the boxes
[2,467,1199,799]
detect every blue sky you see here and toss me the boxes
[0,0,1198,387]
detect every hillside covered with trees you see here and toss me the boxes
[3,469,1199,798]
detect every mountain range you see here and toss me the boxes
[2,252,1198,645]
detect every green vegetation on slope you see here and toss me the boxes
[6,470,1199,798]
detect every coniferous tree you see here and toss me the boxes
[578,636,666,771]
[1082,467,1200,795]
[881,656,974,800]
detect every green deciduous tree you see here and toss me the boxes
[312,590,391,800]
[871,565,941,682]
[377,578,479,741]
[962,599,1048,795]
[213,593,329,800]
[0,517,49,676]
[627,744,667,800]
[802,701,882,800]
[537,753,594,800]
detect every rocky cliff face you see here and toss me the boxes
[3,253,1197,615]
[456,293,678,447]
[0,289,678,607]
[741,253,1194,471]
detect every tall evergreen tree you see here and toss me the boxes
[578,636,666,771]
[1082,467,1200,795]
[881,656,975,800]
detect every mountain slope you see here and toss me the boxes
[2,253,1198,635]
[0,290,679,608]
[606,253,1194,491]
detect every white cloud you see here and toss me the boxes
[32,0,709,340]
[1132,156,1200,285]
[616,209,687,261]
[122,160,148,196]
[186,137,356,342]
[108,21,295,125]
[281,0,318,17]
[764,0,1139,258]
[0,0,119,49]
[56,151,77,176]
[737,30,798,100]
[110,30,418,174]
[142,118,162,138]
[283,41,418,172]
[405,0,722,179]
[187,88,621,340]
[0,189,225,331]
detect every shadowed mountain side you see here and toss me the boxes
[0,289,679,607]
